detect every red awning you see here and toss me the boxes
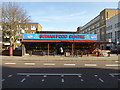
[21,39,110,44]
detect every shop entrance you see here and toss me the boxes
[56,43,64,55]
[22,41,110,56]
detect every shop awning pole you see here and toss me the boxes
[100,44,102,50]
[72,43,74,56]
[48,43,49,56]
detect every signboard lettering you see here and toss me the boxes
[23,33,97,40]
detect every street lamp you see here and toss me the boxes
[20,28,25,56]
[108,38,112,51]
[117,39,119,56]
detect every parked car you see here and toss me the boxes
[111,49,120,54]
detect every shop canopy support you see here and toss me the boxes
[48,43,49,56]
[72,43,74,56]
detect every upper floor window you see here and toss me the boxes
[101,16,104,20]
[31,25,37,30]
[101,21,105,25]
[106,25,112,30]
[91,26,94,29]
[17,25,21,30]
[115,22,120,28]
[25,25,28,30]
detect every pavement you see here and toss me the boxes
[1,54,119,61]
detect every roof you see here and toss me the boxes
[21,39,110,44]
[36,31,77,34]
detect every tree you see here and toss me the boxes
[2,2,31,56]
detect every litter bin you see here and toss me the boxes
[108,52,110,57]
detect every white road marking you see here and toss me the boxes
[26,75,30,77]
[109,74,115,77]
[109,73,120,75]
[2,79,5,82]
[85,64,97,66]
[5,63,16,65]
[64,64,76,66]
[43,63,55,65]
[99,78,104,82]
[94,75,98,77]
[109,73,120,77]
[78,75,81,77]
[8,75,13,78]
[42,79,44,82]
[81,79,84,82]
[14,57,22,58]
[43,75,47,77]
[24,63,35,65]
[106,64,120,66]
[61,78,64,83]
[20,78,26,82]
[17,73,82,76]
[24,58,28,60]
[61,75,64,77]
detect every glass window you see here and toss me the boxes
[25,25,28,30]
[101,16,104,19]
[115,22,120,28]
[31,25,36,28]
[107,25,112,30]
[91,26,94,29]
[31,25,37,30]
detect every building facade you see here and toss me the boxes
[106,13,120,50]
[21,33,109,56]
[77,9,120,49]
[1,23,42,49]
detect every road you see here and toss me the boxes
[1,66,120,88]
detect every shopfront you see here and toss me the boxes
[21,33,110,56]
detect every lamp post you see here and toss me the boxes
[72,37,74,56]
[21,28,25,56]
[117,39,119,56]
[108,39,112,51]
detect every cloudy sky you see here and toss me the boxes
[18,2,119,31]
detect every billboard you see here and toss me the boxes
[23,33,97,40]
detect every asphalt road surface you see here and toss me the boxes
[1,66,120,89]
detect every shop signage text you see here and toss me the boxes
[23,34,97,40]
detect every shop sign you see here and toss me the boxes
[23,34,97,40]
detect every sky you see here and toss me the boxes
[18,2,119,31]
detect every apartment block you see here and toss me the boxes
[106,13,120,50]
[1,23,42,48]
[77,9,120,49]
